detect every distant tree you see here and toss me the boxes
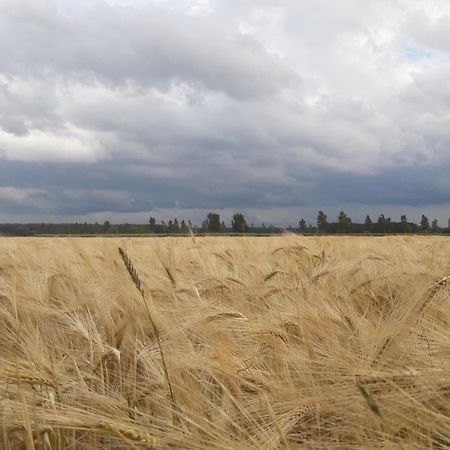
[317,210,328,233]
[173,218,180,232]
[420,215,430,232]
[204,212,221,232]
[221,220,227,233]
[299,218,307,233]
[103,220,111,232]
[377,214,392,233]
[386,217,393,233]
[149,217,156,229]
[231,213,248,233]
[364,215,373,233]
[180,220,188,233]
[431,219,438,231]
[400,214,411,233]
[337,211,352,234]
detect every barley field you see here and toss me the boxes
[0,235,449,449]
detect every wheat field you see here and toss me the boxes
[0,235,449,449]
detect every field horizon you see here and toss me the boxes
[0,235,449,449]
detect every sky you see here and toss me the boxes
[0,0,449,226]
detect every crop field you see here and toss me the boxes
[0,235,449,449]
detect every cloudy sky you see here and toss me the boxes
[0,0,449,225]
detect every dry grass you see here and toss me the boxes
[0,234,449,449]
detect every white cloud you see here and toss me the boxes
[0,186,45,203]
[0,127,105,162]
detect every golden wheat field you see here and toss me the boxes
[0,235,449,449]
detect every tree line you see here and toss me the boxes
[0,211,449,236]
[311,211,444,234]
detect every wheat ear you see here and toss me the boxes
[95,421,157,448]
[118,248,176,407]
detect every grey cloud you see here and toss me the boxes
[403,12,450,54]
[0,76,60,135]
[0,1,297,99]
[0,156,448,220]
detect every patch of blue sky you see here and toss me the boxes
[402,44,450,64]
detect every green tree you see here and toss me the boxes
[420,215,430,232]
[400,214,411,233]
[231,213,248,233]
[204,212,221,232]
[299,218,307,233]
[317,210,328,233]
[377,214,392,233]
[431,219,438,232]
[364,215,372,233]
[337,211,352,234]
[386,217,393,233]
[149,217,156,231]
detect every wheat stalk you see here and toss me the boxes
[118,248,176,408]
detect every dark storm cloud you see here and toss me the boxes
[0,158,448,220]
[0,0,449,223]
